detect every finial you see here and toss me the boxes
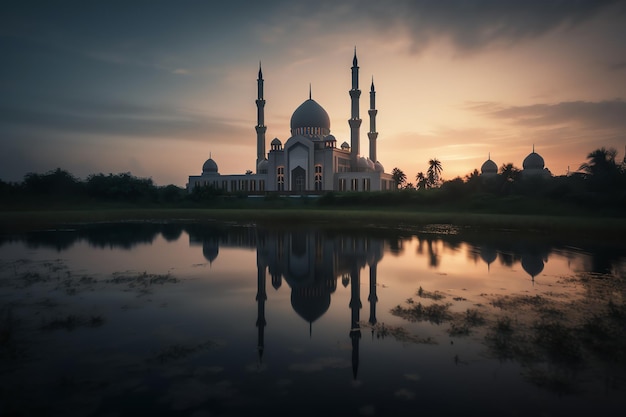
[532,144,535,153]
[309,83,312,100]
[353,46,358,66]
[258,61,262,78]
[488,152,491,160]
[370,76,375,91]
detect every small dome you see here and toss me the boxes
[202,157,218,173]
[358,157,374,171]
[290,99,331,136]
[481,158,498,174]
[324,135,336,142]
[374,161,385,173]
[523,151,544,170]
[257,159,268,172]
[271,138,282,146]
[340,141,350,150]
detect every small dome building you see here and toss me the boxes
[522,146,551,179]
[480,155,498,177]
[202,156,218,175]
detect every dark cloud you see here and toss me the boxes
[4,1,622,57]
[469,99,626,131]
[0,98,250,140]
[394,0,623,53]
[271,0,624,54]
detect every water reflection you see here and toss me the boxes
[1,221,625,416]
[3,221,623,278]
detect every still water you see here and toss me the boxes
[1,221,625,416]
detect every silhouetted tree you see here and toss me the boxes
[499,163,521,182]
[22,168,82,196]
[415,172,428,190]
[85,172,157,201]
[391,167,407,189]
[158,184,186,203]
[578,147,625,192]
[579,147,618,177]
[427,158,443,188]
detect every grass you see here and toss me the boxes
[1,207,624,239]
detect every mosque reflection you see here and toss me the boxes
[188,225,383,379]
[4,221,622,280]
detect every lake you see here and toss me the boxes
[1,220,625,416]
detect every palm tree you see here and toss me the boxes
[391,167,407,189]
[579,147,618,178]
[415,172,428,190]
[427,158,443,188]
[499,163,521,182]
[579,147,623,191]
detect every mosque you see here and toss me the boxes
[480,145,552,179]
[188,51,395,193]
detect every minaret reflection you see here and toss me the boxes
[256,229,383,379]
[349,264,362,379]
[187,225,383,378]
[256,254,267,365]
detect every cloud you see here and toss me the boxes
[468,99,626,130]
[267,0,624,55]
[0,98,250,142]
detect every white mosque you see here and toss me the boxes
[188,51,395,193]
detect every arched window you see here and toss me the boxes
[277,166,285,191]
[314,164,323,191]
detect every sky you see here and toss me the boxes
[1,0,625,187]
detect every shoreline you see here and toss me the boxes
[1,208,624,240]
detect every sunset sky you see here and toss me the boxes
[1,0,625,187]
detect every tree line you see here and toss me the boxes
[385,147,625,210]
[0,147,624,211]
[0,169,187,205]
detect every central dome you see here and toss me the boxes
[290,99,331,137]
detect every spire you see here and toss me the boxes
[255,62,267,170]
[368,73,378,163]
[349,49,362,163]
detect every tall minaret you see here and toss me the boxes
[367,77,378,163]
[348,48,362,166]
[255,63,267,172]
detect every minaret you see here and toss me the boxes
[348,48,362,167]
[367,77,378,163]
[255,62,267,171]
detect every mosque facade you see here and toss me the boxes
[188,51,395,193]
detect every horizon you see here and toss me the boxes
[1,0,625,187]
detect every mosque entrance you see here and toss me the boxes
[291,166,306,192]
